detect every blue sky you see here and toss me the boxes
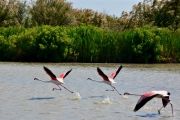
[67,0,142,16]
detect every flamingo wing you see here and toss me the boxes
[134,93,158,112]
[111,65,123,79]
[63,69,72,79]
[97,67,109,81]
[43,66,56,80]
[162,96,170,107]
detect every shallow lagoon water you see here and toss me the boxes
[0,62,180,120]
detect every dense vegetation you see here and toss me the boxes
[0,25,179,63]
[0,0,180,63]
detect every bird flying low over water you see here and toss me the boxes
[124,90,173,116]
[34,66,74,93]
[97,65,122,84]
[87,65,123,95]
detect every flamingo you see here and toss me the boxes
[34,66,74,93]
[124,90,173,115]
[87,65,122,95]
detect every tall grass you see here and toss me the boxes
[0,25,179,63]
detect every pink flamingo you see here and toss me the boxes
[87,65,123,95]
[34,66,74,93]
[124,90,173,115]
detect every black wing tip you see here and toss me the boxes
[97,67,100,71]
[97,67,102,72]
[43,66,50,72]
[118,65,123,71]
[67,68,72,73]
[133,109,137,112]
[63,68,73,78]
[67,69,72,74]
[133,106,139,112]
[119,65,123,69]
[43,66,48,69]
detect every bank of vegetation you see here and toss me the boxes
[0,0,180,63]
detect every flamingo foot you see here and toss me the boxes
[52,88,61,91]
[158,110,161,114]
[105,89,114,91]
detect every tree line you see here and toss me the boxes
[0,0,180,63]
[0,25,180,63]
[0,0,179,30]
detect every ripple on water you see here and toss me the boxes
[28,97,55,100]
[1,63,180,120]
[136,113,159,118]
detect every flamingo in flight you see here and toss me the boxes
[124,90,173,115]
[87,65,122,95]
[34,66,74,93]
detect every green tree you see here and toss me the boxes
[30,0,75,26]
[165,0,180,31]
[73,8,107,27]
[16,1,28,26]
[34,26,69,62]
[125,0,180,30]
[0,0,27,26]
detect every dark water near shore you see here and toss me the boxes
[0,62,180,120]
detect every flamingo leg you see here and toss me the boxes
[52,88,61,91]
[52,85,62,91]
[170,102,174,116]
[110,85,121,95]
[105,86,115,91]
[87,78,121,95]
[59,84,74,94]
[105,89,114,91]
[158,102,173,116]
[158,106,164,114]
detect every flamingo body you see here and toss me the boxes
[34,66,74,93]
[133,90,171,112]
[87,65,123,95]
[59,74,65,78]
[97,65,122,85]
[43,66,72,84]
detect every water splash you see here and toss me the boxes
[94,96,112,104]
[122,95,129,99]
[70,92,81,101]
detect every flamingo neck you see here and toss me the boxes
[57,78,64,83]
[34,78,50,83]
[109,78,116,84]
[123,92,141,96]
[87,78,103,83]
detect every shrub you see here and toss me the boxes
[119,27,162,63]
[34,26,69,62]
[0,25,179,63]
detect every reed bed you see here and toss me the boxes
[0,25,179,63]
